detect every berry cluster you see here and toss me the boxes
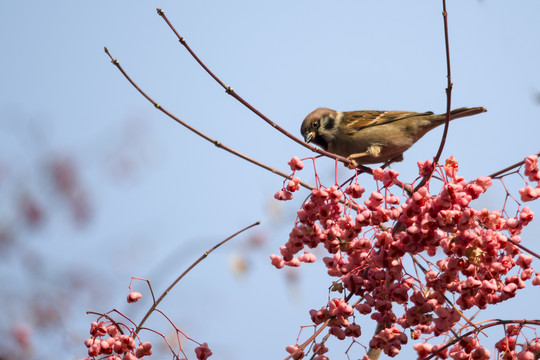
[274,155,540,358]
[81,290,213,360]
[494,324,540,359]
[520,155,540,202]
[82,321,152,360]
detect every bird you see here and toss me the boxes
[300,106,486,167]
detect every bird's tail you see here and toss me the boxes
[444,106,487,120]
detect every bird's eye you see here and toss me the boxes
[313,121,319,129]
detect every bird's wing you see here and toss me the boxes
[341,110,435,131]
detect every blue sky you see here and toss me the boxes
[1,1,540,359]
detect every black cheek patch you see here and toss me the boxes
[323,115,335,131]
[313,134,329,151]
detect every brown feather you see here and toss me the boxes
[341,110,435,130]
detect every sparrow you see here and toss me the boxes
[300,106,486,167]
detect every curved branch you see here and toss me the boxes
[433,0,454,166]
[488,151,540,179]
[103,47,316,190]
[426,319,540,360]
[155,8,372,173]
[134,221,260,335]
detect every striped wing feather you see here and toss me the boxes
[341,110,435,131]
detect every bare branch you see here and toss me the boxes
[134,221,260,334]
[155,8,372,173]
[103,47,315,190]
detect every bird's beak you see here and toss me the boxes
[304,131,315,143]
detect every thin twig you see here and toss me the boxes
[134,221,260,334]
[85,310,126,335]
[425,319,540,360]
[282,318,333,360]
[282,293,356,360]
[433,0,453,165]
[488,151,540,179]
[507,237,540,260]
[155,8,372,174]
[414,0,455,195]
[103,47,315,190]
